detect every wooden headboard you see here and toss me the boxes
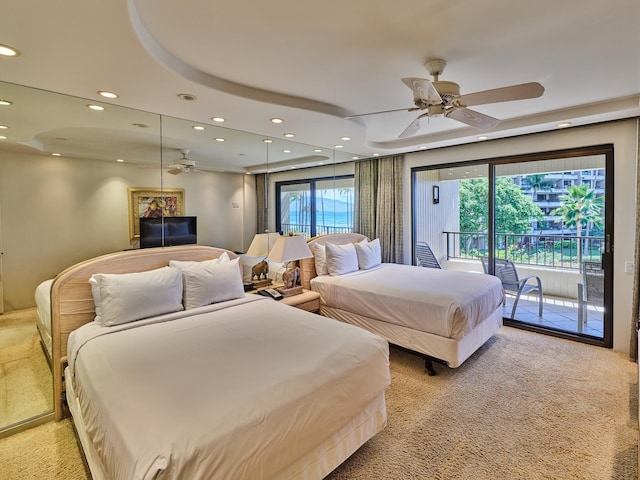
[299,233,368,289]
[51,245,238,421]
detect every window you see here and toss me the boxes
[276,175,354,238]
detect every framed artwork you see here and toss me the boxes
[128,187,185,240]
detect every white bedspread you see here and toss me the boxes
[35,278,54,352]
[68,295,389,480]
[310,264,503,340]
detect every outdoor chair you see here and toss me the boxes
[577,261,604,332]
[481,257,543,319]
[416,242,441,269]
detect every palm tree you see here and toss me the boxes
[551,184,604,264]
[523,174,554,197]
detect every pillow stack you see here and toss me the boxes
[89,252,245,326]
[318,238,382,276]
[170,253,244,309]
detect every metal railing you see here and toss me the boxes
[443,231,604,270]
[281,223,353,238]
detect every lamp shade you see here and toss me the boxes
[267,235,313,264]
[245,232,281,257]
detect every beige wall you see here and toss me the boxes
[404,119,638,354]
[0,150,252,311]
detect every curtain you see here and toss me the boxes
[630,120,640,361]
[354,159,378,240]
[255,173,267,234]
[354,155,404,263]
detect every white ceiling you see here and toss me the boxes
[1,0,639,173]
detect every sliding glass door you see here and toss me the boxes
[412,145,613,347]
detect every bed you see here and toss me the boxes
[35,277,54,363]
[51,245,390,480]
[300,233,504,373]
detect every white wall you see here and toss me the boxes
[0,150,251,310]
[404,119,638,354]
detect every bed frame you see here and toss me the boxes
[299,233,503,374]
[50,245,236,421]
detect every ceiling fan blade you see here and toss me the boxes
[448,108,500,130]
[398,113,429,138]
[344,106,419,119]
[458,82,544,107]
[401,78,442,104]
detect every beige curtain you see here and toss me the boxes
[630,120,640,361]
[354,155,404,263]
[354,159,378,240]
[255,173,267,234]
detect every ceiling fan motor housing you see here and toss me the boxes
[433,81,460,103]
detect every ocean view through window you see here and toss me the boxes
[276,175,354,238]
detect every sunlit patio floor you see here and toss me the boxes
[503,292,604,338]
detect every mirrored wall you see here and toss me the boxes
[0,80,361,434]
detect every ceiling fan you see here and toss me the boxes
[167,149,198,175]
[346,59,544,138]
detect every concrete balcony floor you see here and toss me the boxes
[503,292,604,338]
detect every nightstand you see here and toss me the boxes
[280,289,321,313]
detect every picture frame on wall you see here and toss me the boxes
[128,187,185,240]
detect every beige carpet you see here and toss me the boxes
[0,326,636,479]
[0,307,53,427]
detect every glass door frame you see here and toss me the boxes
[411,143,614,348]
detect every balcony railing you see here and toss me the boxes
[281,223,353,238]
[443,231,604,270]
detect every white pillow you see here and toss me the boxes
[181,257,244,309]
[312,243,329,276]
[325,242,359,276]
[169,252,229,271]
[355,238,382,270]
[89,266,184,327]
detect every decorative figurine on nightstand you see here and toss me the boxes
[282,266,300,289]
[251,260,269,281]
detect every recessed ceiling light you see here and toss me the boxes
[372,153,380,157]
[0,135,7,140]
[0,44,20,57]
[177,93,197,101]
[98,91,118,99]
[283,149,291,153]
[132,123,149,128]
[192,125,205,131]
[419,146,427,150]
[318,162,325,165]
[314,149,322,153]
[340,136,351,141]
[214,137,225,142]
[211,117,225,123]
[284,133,295,138]
[334,145,344,149]
[290,166,296,169]
[557,121,572,128]
[270,118,283,124]
[51,153,61,156]
[116,158,125,163]
[0,99,13,106]
[263,139,273,143]
[477,135,489,141]
[351,156,360,160]
[87,104,105,111]
[0,125,8,129]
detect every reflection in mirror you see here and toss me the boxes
[0,81,163,433]
[0,80,364,435]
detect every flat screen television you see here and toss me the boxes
[139,216,197,248]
